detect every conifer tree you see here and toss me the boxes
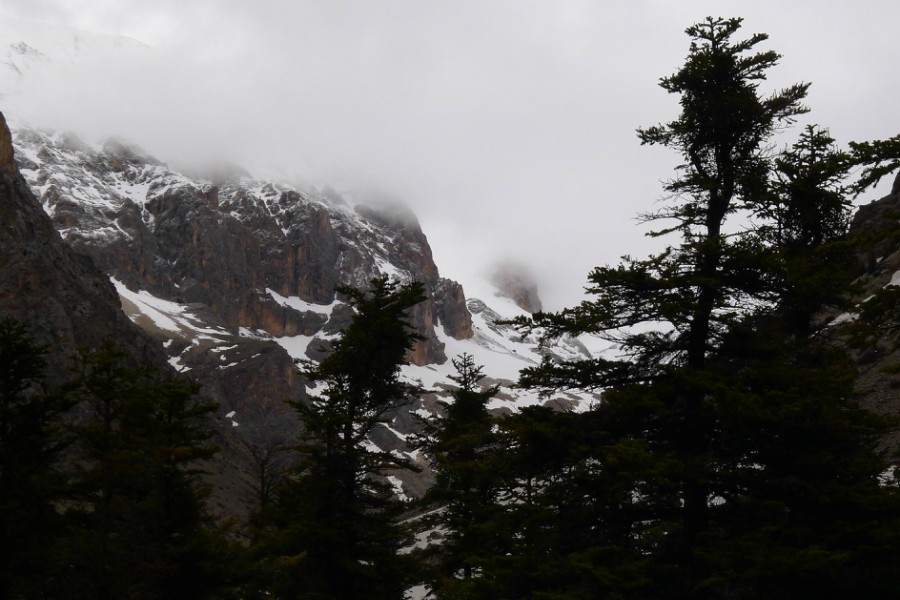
[0,319,71,600]
[460,405,663,599]
[260,277,425,600]
[522,14,809,573]
[63,342,224,600]
[416,353,500,596]
[512,17,900,597]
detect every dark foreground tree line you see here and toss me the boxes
[0,321,235,599]
[4,16,900,600]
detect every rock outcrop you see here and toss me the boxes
[490,260,543,314]
[14,128,473,368]
[0,112,165,383]
[845,172,900,434]
[0,114,15,174]
[849,172,900,284]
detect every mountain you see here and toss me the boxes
[5,115,596,516]
[0,18,148,100]
[12,20,896,525]
[0,112,165,383]
[5,74,897,521]
[489,260,544,314]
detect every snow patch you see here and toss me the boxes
[238,327,272,340]
[888,270,900,288]
[273,334,317,361]
[266,288,339,316]
[830,312,858,326]
[113,278,186,333]
[387,475,410,503]
[112,278,230,340]
[167,353,191,373]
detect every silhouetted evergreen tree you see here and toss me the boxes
[415,353,501,597]
[0,319,71,600]
[258,277,425,600]
[456,405,663,600]
[506,17,900,598]
[63,342,225,600]
[848,134,900,195]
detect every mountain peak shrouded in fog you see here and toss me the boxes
[5,2,896,312]
[489,260,543,314]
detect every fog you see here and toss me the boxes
[2,1,898,309]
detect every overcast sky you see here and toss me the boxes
[2,1,898,309]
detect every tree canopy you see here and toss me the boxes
[255,277,426,600]
[497,16,900,598]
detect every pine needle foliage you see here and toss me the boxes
[499,17,900,598]
[259,277,425,600]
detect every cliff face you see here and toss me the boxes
[847,172,900,423]
[0,113,165,383]
[850,173,900,270]
[14,128,473,371]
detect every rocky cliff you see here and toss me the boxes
[847,172,900,428]
[15,128,473,362]
[0,112,164,383]
[5,118,597,518]
[10,125,483,426]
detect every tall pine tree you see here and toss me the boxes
[258,277,425,600]
[415,353,500,597]
[512,17,900,598]
[63,342,224,600]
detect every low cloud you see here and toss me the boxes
[2,1,898,309]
